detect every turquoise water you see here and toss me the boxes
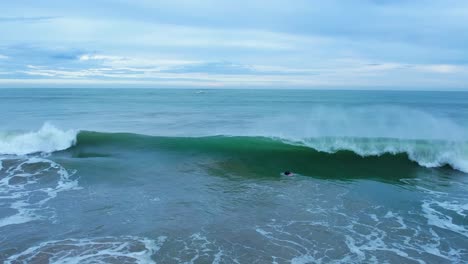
[1,89,468,263]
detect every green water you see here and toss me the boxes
[1,89,468,263]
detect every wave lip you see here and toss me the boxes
[295,137,468,173]
[0,123,77,155]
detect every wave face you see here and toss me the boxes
[71,131,468,174]
[1,124,467,173]
[0,123,77,155]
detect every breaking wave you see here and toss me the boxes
[1,124,467,173]
[0,123,77,155]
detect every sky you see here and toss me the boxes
[1,0,468,89]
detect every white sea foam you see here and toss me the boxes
[291,254,318,264]
[4,236,166,264]
[251,187,467,264]
[0,156,80,227]
[0,123,77,155]
[184,233,226,264]
[422,200,468,238]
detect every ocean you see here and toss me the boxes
[0,88,467,263]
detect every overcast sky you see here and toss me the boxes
[1,0,468,89]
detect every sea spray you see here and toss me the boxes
[247,106,468,141]
[0,123,77,155]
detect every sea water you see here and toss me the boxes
[0,89,467,263]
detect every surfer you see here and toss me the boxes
[283,171,293,176]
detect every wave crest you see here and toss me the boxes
[1,124,467,173]
[0,123,77,155]
[296,137,468,173]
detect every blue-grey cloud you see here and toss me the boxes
[0,0,467,89]
[163,62,255,75]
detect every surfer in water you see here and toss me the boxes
[283,171,293,176]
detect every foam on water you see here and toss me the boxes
[401,178,468,242]
[4,236,166,264]
[290,254,318,264]
[422,201,468,238]
[250,179,467,264]
[0,123,77,155]
[418,183,468,240]
[149,232,234,264]
[0,156,80,227]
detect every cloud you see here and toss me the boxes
[1,1,468,89]
[0,16,59,23]
[164,61,321,75]
[11,55,468,89]
[163,61,255,75]
[414,64,466,74]
[81,0,468,51]
[0,78,224,88]
[0,16,325,52]
[78,54,120,61]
